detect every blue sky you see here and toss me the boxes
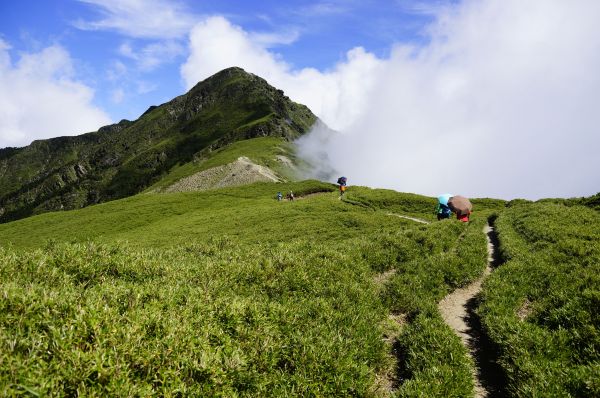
[1,0,599,199]
[0,0,438,122]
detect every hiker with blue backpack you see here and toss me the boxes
[337,176,348,197]
[436,193,453,220]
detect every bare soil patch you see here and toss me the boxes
[517,299,533,321]
[373,269,397,287]
[164,157,280,193]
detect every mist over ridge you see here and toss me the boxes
[295,0,600,200]
[180,0,600,200]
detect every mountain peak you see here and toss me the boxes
[0,68,317,223]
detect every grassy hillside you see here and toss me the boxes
[0,182,490,396]
[0,183,598,396]
[0,68,316,223]
[146,137,301,192]
[479,203,600,397]
[1,181,395,250]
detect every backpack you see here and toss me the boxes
[440,204,452,216]
[337,177,347,186]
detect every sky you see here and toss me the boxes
[1,0,599,199]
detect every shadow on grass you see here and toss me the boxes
[486,217,504,270]
[391,338,411,390]
[466,295,509,398]
[389,311,418,391]
[466,215,508,397]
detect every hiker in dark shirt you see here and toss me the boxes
[436,194,453,220]
[337,176,347,197]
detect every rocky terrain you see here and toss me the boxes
[162,156,280,193]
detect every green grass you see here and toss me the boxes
[1,182,598,396]
[344,188,505,223]
[0,181,493,396]
[396,305,474,397]
[0,181,419,250]
[378,218,488,397]
[0,239,389,396]
[479,203,600,397]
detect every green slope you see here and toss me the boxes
[0,182,490,396]
[0,67,316,223]
[0,181,432,250]
[0,183,598,396]
[479,203,600,397]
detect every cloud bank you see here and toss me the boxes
[0,41,111,148]
[182,0,600,199]
[75,0,197,39]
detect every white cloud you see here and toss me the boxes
[181,1,600,199]
[119,40,185,71]
[327,0,600,200]
[249,29,300,48]
[0,39,11,67]
[181,16,383,131]
[299,1,352,17]
[75,0,197,39]
[0,42,111,148]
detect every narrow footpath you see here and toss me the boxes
[385,213,430,224]
[438,222,506,398]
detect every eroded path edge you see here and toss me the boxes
[438,222,506,398]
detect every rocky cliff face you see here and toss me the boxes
[0,67,317,223]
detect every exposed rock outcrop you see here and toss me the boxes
[164,157,281,193]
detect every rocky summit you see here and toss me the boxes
[0,67,317,223]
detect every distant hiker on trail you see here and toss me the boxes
[337,176,348,197]
[436,194,453,221]
[286,191,294,201]
[447,195,473,223]
[277,192,283,201]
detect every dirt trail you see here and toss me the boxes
[438,223,505,398]
[385,213,430,224]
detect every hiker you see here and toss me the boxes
[436,202,452,220]
[337,176,347,197]
[457,211,471,222]
[286,191,294,201]
[447,195,473,223]
[436,194,453,220]
[277,192,283,201]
